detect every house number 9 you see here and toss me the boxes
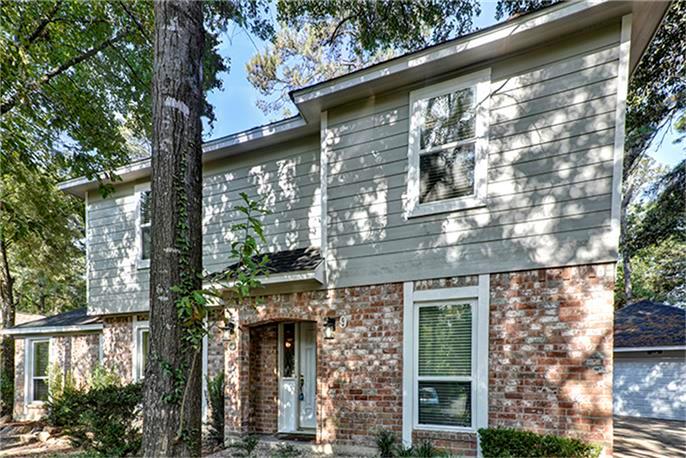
[339,316,348,328]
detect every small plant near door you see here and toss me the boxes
[272,443,301,458]
[375,430,443,457]
[227,434,261,457]
[376,429,398,457]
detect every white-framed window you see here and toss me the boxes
[135,183,151,269]
[415,300,475,429]
[26,338,50,404]
[133,321,150,381]
[407,69,491,218]
[402,279,489,439]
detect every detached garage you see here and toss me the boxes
[614,301,686,421]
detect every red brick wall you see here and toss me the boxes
[224,283,404,448]
[248,324,278,433]
[222,265,614,454]
[489,264,615,454]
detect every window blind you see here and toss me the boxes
[417,303,472,427]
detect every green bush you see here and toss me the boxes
[206,372,225,445]
[46,370,142,457]
[478,428,602,458]
[375,429,397,458]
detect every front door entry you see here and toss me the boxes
[278,322,316,433]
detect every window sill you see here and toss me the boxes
[413,424,475,434]
[407,196,487,219]
[137,259,150,271]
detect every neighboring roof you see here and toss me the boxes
[207,247,325,287]
[58,0,666,197]
[614,300,686,349]
[1,308,102,336]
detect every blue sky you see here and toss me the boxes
[205,1,683,168]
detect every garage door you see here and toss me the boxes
[614,357,686,420]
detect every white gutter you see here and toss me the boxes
[291,0,616,106]
[614,345,686,353]
[58,116,310,196]
[1,323,103,336]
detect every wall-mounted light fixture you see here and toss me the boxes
[324,317,336,340]
[226,321,236,336]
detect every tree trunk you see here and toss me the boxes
[0,232,15,418]
[142,1,204,456]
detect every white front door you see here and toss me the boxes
[278,322,316,433]
[298,322,316,429]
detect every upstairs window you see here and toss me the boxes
[135,184,151,268]
[407,69,491,217]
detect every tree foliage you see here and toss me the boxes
[625,2,686,175]
[249,0,483,116]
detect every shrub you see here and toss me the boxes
[88,365,121,390]
[478,428,602,458]
[206,372,225,445]
[376,429,397,458]
[272,443,301,458]
[46,369,142,457]
[374,431,444,457]
[228,434,260,457]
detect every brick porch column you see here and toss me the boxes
[224,307,250,437]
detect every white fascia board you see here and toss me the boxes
[291,0,623,108]
[614,345,686,353]
[204,261,326,290]
[2,323,103,336]
[58,117,310,197]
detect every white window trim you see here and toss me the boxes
[135,183,151,270]
[132,318,149,381]
[402,277,490,444]
[25,337,50,406]
[406,69,491,218]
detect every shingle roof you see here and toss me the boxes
[614,300,686,348]
[208,247,322,282]
[12,308,100,330]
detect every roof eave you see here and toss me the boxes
[58,116,314,197]
[1,323,103,336]
[290,0,635,122]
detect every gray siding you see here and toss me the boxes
[324,22,622,287]
[87,21,626,311]
[87,136,320,314]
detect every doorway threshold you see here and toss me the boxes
[274,431,316,441]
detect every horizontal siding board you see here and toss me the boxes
[329,194,611,239]
[489,127,615,166]
[492,48,618,97]
[327,227,615,288]
[490,79,617,125]
[490,97,616,138]
[331,210,610,259]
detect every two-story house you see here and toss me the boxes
[3,1,670,455]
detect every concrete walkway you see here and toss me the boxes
[614,416,686,458]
